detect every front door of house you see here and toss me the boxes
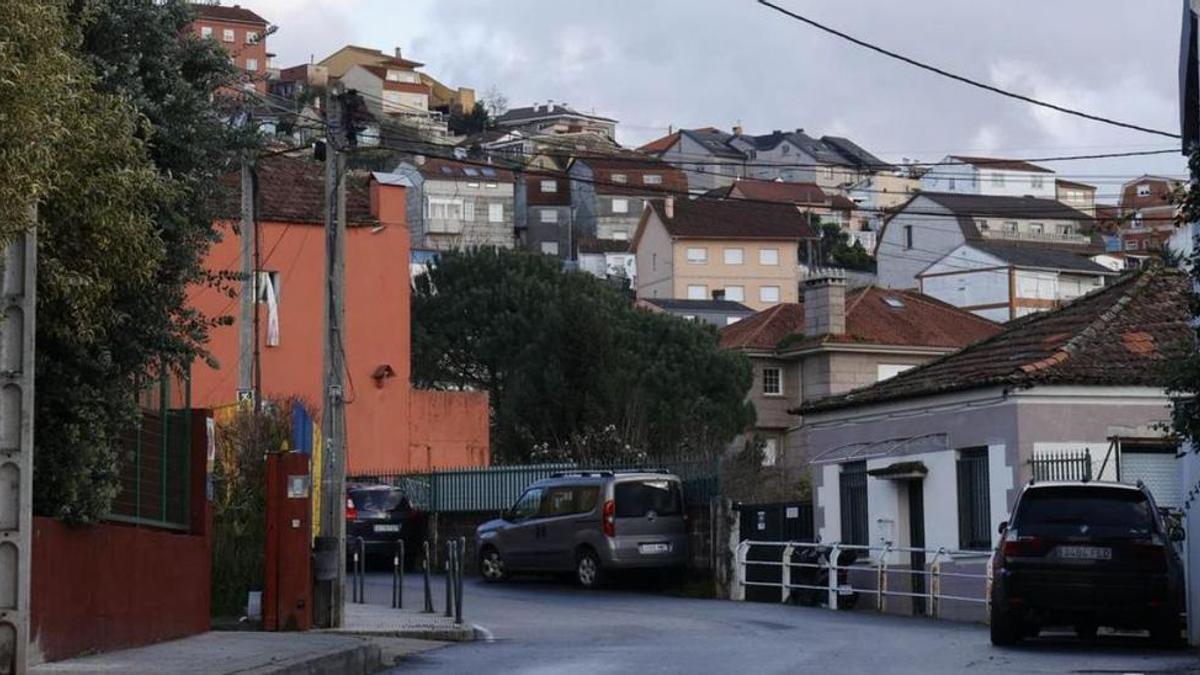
[907,480,926,616]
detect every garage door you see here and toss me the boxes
[1121,450,1182,509]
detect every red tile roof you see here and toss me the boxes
[220,154,374,226]
[729,179,828,205]
[192,3,268,25]
[526,171,571,206]
[949,155,1054,173]
[577,156,689,196]
[637,131,681,154]
[643,198,818,243]
[414,157,515,182]
[800,266,1192,413]
[1055,178,1096,191]
[340,45,424,69]
[719,288,999,351]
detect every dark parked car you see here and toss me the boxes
[345,484,424,565]
[990,481,1185,646]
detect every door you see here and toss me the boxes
[500,487,545,569]
[907,481,926,616]
[539,484,602,570]
[1120,446,1182,509]
[612,478,687,563]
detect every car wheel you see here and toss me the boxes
[1149,614,1182,648]
[576,549,603,590]
[989,607,1022,646]
[479,547,506,583]
[1074,623,1097,640]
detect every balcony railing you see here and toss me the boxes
[979,229,1090,245]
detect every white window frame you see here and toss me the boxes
[540,180,557,193]
[759,286,781,303]
[541,241,560,256]
[1137,183,1151,197]
[612,198,629,214]
[245,58,258,72]
[762,367,783,396]
[686,247,707,264]
[759,248,779,266]
[245,30,259,45]
[1030,175,1044,189]
[463,201,476,221]
[991,171,1005,187]
[1029,222,1044,234]
[761,438,779,467]
[612,173,628,184]
[488,203,503,223]
[687,285,707,300]
[611,230,629,241]
[200,25,213,38]
[643,174,663,185]
[540,209,559,224]
[724,285,745,302]
[222,28,235,43]
[724,248,744,265]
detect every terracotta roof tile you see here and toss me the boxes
[800,266,1193,413]
[191,3,268,25]
[648,198,819,242]
[730,179,828,205]
[220,154,375,226]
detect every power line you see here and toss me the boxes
[755,0,1181,140]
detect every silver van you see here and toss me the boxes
[475,470,689,588]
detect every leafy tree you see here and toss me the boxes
[814,221,875,272]
[448,102,493,136]
[412,248,754,464]
[2,1,249,522]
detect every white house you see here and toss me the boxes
[919,156,1056,199]
[917,241,1116,322]
[877,192,1100,290]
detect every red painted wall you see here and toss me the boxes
[189,178,490,472]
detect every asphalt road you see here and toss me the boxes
[360,571,1200,674]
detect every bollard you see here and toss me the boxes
[392,539,405,609]
[444,540,455,618]
[454,537,465,625]
[422,541,434,613]
[358,536,367,603]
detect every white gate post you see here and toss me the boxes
[732,540,749,602]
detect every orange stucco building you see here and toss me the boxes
[188,155,489,472]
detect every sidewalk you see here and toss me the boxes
[333,602,485,642]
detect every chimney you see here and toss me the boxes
[803,268,847,337]
[733,124,743,136]
[664,196,675,219]
[394,47,403,59]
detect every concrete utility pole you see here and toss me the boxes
[0,210,37,673]
[314,86,348,629]
[239,156,256,405]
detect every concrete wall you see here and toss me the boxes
[921,161,1055,199]
[634,212,674,301]
[670,238,801,310]
[420,179,516,251]
[409,390,490,471]
[877,197,965,289]
[660,134,743,194]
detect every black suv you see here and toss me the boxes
[990,481,1185,646]
[345,484,424,564]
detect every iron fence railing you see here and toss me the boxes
[107,368,192,530]
[1030,449,1092,482]
[352,455,722,513]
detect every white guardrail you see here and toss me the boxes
[734,540,993,620]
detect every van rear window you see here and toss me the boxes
[1014,487,1153,538]
[615,480,682,518]
[349,488,409,513]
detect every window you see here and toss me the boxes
[540,180,557,193]
[1030,175,1044,189]
[687,285,707,300]
[427,197,463,221]
[686,247,707,263]
[485,182,498,189]
[463,202,475,221]
[611,230,629,241]
[903,225,914,250]
[759,286,780,303]
[200,25,213,38]
[762,367,783,396]
[222,28,235,42]
[611,173,627,184]
[509,487,544,521]
[781,144,791,155]
[466,182,480,188]
[725,285,744,302]
[683,315,696,321]
[614,480,682,518]
[839,461,869,545]
[643,174,663,185]
[612,198,629,214]
[541,241,560,256]
[761,438,779,467]
[1029,222,1044,234]
[245,30,259,44]
[1137,183,1151,197]
[991,172,1005,187]
[540,209,558,224]
[759,248,779,265]
[488,203,503,223]
[724,248,744,265]
[651,253,657,271]
[540,486,600,516]
[956,448,992,550]
[876,364,913,381]
[1057,224,1074,236]
[245,58,258,72]
[1003,221,1018,233]
[948,177,956,191]
[1124,240,1138,251]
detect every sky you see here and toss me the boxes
[251,0,1190,202]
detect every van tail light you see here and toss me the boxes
[346,498,357,521]
[602,499,616,538]
[1001,536,1045,558]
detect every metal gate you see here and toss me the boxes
[1122,448,1183,509]
[738,501,814,603]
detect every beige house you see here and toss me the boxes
[720,271,999,465]
[1055,178,1097,216]
[632,198,819,311]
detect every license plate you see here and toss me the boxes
[638,543,671,555]
[1057,545,1111,560]
[373,524,400,533]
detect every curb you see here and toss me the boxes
[251,639,381,675]
[326,624,481,643]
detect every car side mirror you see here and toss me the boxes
[997,521,1008,535]
[1170,526,1185,542]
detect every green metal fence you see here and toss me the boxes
[352,455,722,514]
[107,368,193,530]
[1030,448,1093,482]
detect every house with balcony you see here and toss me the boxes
[919,156,1057,199]
[719,270,999,467]
[319,45,449,140]
[495,101,618,141]
[391,156,518,251]
[1055,178,1097,216]
[569,155,688,242]
[189,3,271,94]
[877,192,1102,290]
[632,197,818,311]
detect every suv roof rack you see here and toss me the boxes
[612,468,671,475]
[549,471,614,478]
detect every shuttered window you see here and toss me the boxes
[956,447,991,550]
[839,461,868,545]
